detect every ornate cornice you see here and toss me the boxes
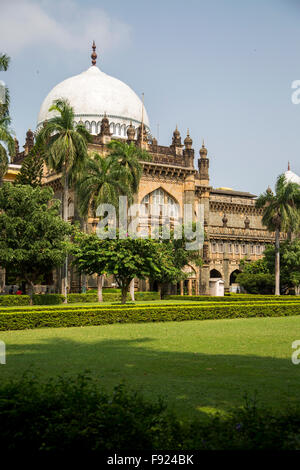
[142,162,196,179]
[210,200,262,215]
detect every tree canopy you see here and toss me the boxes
[0,184,72,302]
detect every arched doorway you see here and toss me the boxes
[210,269,222,279]
[229,269,242,293]
[180,265,197,295]
[230,269,241,284]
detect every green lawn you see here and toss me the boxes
[1,316,300,420]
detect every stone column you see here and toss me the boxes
[188,279,192,296]
[180,280,184,296]
[223,258,230,292]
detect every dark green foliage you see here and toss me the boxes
[1,374,300,452]
[0,374,178,453]
[0,184,72,302]
[0,291,160,307]
[1,301,300,331]
[0,295,30,306]
[14,147,43,187]
[235,272,275,294]
[32,294,64,305]
[167,294,300,301]
[67,291,160,303]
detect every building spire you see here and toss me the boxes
[91,40,97,66]
[288,161,291,171]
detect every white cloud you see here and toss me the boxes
[0,0,131,55]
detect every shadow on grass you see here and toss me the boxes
[2,335,300,420]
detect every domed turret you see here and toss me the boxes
[184,129,193,149]
[199,140,208,158]
[127,121,136,142]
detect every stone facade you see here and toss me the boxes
[8,118,278,295]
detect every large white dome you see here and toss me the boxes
[285,169,300,185]
[37,65,150,138]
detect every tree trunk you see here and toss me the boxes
[97,274,104,302]
[295,285,300,296]
[62,169,69,303]
[275,227,280,296]
[121,283,129,304]
[28,280,35,306]
[81,273,87,293]
[157,283,162,299]
[129,278,135,302]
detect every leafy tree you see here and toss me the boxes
[0,184,72,304]
[239,257,270,275]
[14,146,43,187]
[71,230,109,302]
[100,234,160,304]
[256,174,300,295]
[263,240,300,295]
[35,98,92,299]
[150,226,203,297]
[235,272,275,294]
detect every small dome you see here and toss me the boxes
[199,141,207,157]
[37,65,150,137]
[184,129,193,148]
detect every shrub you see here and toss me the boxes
[32,294,64,305]
[1,301,300,331]
[1,374,300,452]
[167,295,300,302]
[67,291,160,303]
[235,272,275,294]
[0,295,30,306]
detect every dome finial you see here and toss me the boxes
[91,40,97,66]
[288,161,291,171]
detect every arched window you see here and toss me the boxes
[91,121,97,134]
[141,188,179,219]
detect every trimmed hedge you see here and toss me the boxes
[167,295,300,302]
[32,294,64,305]
[0,295,30,306]
[1,301,300,330]
[68,291,159,303]
[0,291,160,307]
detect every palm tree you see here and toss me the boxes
[36,98,92,301]
[0,53,11,117]
[256,174,300,295]
[107,140,151,197]
[76,152,129,302]
[0,116,14,185]
[107,140,151,301]
[76,152,126,218]
[0,54,10,71]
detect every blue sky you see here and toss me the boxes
[1,0,300,194]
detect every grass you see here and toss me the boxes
[1,315,300,420]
